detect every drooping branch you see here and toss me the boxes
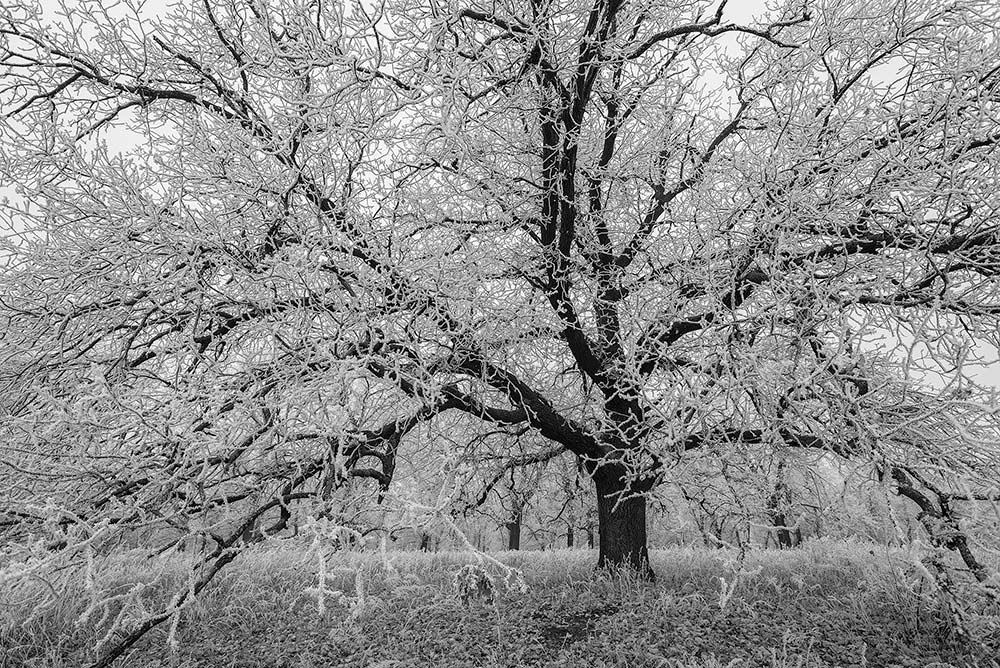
[463,445,567,512]
[889,467,994,586]
[676,418,998,590]
[626,3,810,59]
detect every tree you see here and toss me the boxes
[3,0,1000,663]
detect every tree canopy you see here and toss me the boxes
[2,0,1000,664]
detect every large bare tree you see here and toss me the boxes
[2,0,1000,663]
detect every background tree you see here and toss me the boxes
[3,0,1000,664]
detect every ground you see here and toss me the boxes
[3,541,998,667]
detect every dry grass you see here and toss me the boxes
[2,539,998,668]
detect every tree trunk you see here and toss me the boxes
[594,470,654,579]
[241,519,256,545]
[506,509,522,550]
[585,525,594,549]
[566,525,574,548]
[767,459,800,549]
[770,511,799,548]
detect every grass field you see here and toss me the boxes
[3,540,999,668]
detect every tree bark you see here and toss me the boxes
[769,511,799,548]
[566,525,574,548]
[506,508,522,550]
[767,459,800,549]
[240,518,256,545]
[594,469,654,579]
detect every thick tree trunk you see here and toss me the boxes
[240,519,256,545]
[505,521,521,550]
[769,511,800,549]
[594,470,654,579]
[506,508,522,550]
